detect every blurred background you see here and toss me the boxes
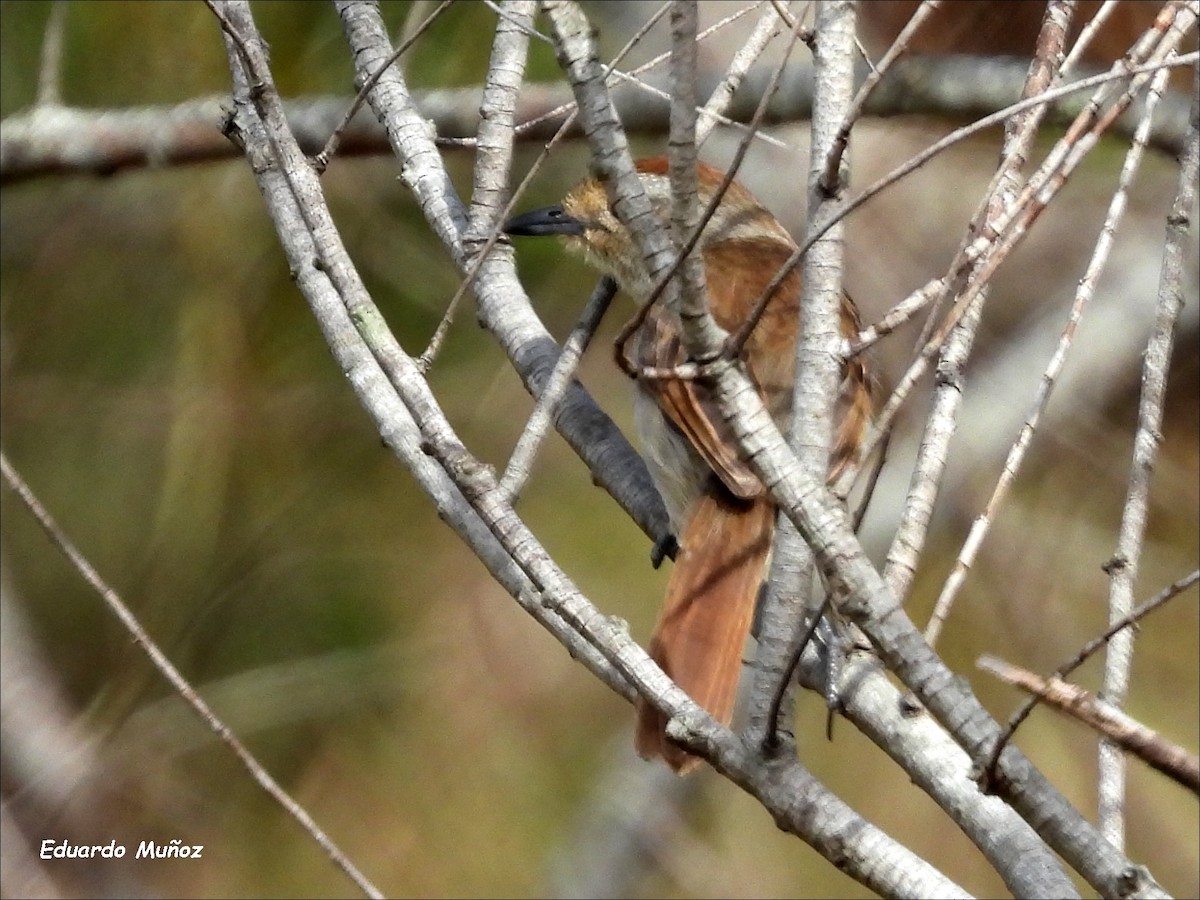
[1,2,1196,897]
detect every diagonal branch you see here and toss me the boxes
[1,450,385,900]
[979,655,1200,794]
[334,0,674,549]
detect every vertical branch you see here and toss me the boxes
[819,0,941,190]
[500,279,617,499]
[747,0,857,748]
[696,3,784,147]
[668,0,712,350]
[541,0,676,287]
[930,62,1174,660]
[1099,69,1199,849]
[420,0,536,370]
[35,1,67,108]
[885,0,1077,611]
[798,0,858,477]
[1060,0,1121,76]
[468,0,536,233]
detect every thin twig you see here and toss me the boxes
[1060,0,1122,77]
[1099,52,1198,848]
[314,0,455,171]
[396,0,436,47]
[978,654,1200,794]
[668,0,711,356]
[925,61,1174,648]
[0,451,385,900]
[418,0,539,373]
[499,278,617,499]
[764,593,833,752]
[416,128,573,375]
[603,69,786,150]
[696,2,785,147]
[205,0,257,78]
[983,567,1200,789]
[482,0,554,43]
[35,1,67,107]
[840,276,946,357]
[819,0,941,192]
[830,275,941,508]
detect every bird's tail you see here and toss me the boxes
[635,490,775,773]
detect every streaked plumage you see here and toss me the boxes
[505,157,873,772]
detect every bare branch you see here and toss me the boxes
[819,0,941,191]
[1100,54,1199,847]
[416,0,537,372]
[978,655,1200,794]
[985,569,1200,785]
[0,451,385,900]
[4,55,1194,186]
[313,0,454,171]
[927,62,1175,648]
[792,648,1081,898]
[500,278,617,499]
[34,1,67,108]
[669,0,718,357]
[751,0,856,765]
[696,3,786,146]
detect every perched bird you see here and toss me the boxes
[504,157,872,772]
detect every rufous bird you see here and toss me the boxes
[504,157,872,773]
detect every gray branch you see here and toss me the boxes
[3,55,1191,185]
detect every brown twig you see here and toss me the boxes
[980,569,1200,789]
[819,0,941,193]
[977,654,1199,795]
[314,0,455,172]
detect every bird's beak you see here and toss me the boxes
[502,204,586,237]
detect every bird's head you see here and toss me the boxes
[503,157,793,299]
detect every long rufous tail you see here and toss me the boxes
[635,490,775,773]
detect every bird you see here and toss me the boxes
[504,156,873,773]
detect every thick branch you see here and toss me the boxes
[3,56,1192,185]
[333,0,672,549]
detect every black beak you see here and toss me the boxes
[502,205,586,237]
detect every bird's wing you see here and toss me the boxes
[636,303,764,501]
